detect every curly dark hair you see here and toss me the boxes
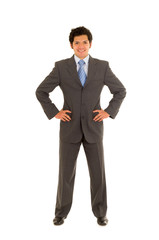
[69,26,93,44]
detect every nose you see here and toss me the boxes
[78,43,85,48]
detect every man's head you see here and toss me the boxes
[69,26,93,59]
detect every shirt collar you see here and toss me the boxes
[74,54,90,65]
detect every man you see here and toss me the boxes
[36,26,126,226]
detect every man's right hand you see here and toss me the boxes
[55,109,72,122]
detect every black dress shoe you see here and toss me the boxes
[97,217,108,226]
[53,216,66,226]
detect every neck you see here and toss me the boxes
[75,54,89,60]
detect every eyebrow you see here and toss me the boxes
[74,40,89,42]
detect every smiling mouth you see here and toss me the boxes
[78,50,85,53]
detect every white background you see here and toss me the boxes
[0,0,159,239]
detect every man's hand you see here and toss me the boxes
[55,109,71,122]
[93,109,110,122]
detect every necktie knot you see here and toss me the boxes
[78,60,85,67]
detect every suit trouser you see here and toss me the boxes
[55,134,107,218]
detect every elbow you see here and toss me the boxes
[123,88,127,98]
[35,88,40,100]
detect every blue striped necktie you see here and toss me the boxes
[78,60,87,86]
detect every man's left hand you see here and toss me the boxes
[93,109,110,122]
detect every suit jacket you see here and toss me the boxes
[36,55,126,143]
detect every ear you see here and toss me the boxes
[89,41,92,48]
[70,43,73,49]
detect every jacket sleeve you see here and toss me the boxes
[35,62,60,120]
[104,62,126,119]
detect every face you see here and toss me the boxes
[70,35,92,59]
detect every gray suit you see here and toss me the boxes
[36,55,126,143]
[36,55,126,218]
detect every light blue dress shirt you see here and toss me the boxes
[74,55,89,76]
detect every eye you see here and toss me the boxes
[84,41,88,44]
[75,42,79,45]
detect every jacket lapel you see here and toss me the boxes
[67,55,97,88]
[84,55,97,88]
[67,55,81,87]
